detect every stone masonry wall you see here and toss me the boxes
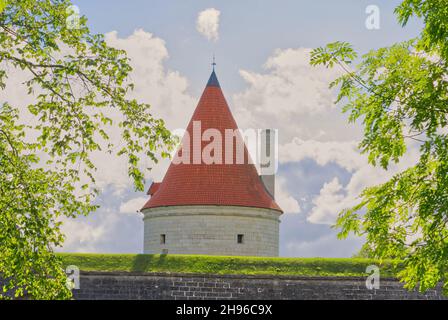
[72,272,446,300]
[142,206,280,257]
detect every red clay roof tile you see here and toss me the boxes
[142,71,282,213]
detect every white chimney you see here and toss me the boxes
[259,129,277,199]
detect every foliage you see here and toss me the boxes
[0,0,173,299]
[310,0,448,293]
[352,243,375,259]
[352,242,398,259]
[58,253,400,277]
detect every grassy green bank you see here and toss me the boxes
[58,253,400,277]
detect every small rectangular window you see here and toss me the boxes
[237,234,244,244]
[160,234,166,244]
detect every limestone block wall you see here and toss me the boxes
[142,206,280,257]
[72,272,447,300]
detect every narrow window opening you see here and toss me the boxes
[237,234,244,244]
[160,234,166,244]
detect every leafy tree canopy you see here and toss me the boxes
[0,0,173,299]
[311,0,448,293]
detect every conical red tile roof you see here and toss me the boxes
[142,70,282,213]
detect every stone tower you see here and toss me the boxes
[141,69,282,256]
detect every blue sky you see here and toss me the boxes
[5,1,422,256]
[74,0,422,95]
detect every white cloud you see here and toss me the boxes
[1,29,422,257]
[0,29,197,253]
[196,8,221,42]
[276,177,301,214]
[307,142,421,225]
[283,232,363,257]
[93,29,196,190]
[232,48,358,143]
[229,47,363,226]
[279,138,365,172]
[59,202,144,253]
[230,47,422,228]
[59,214,109,253]
[308,177,355,224]
[58,30,197,251]
[120,196,148,214]
[0,29,195,192]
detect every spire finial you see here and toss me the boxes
[212,54,216,71]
